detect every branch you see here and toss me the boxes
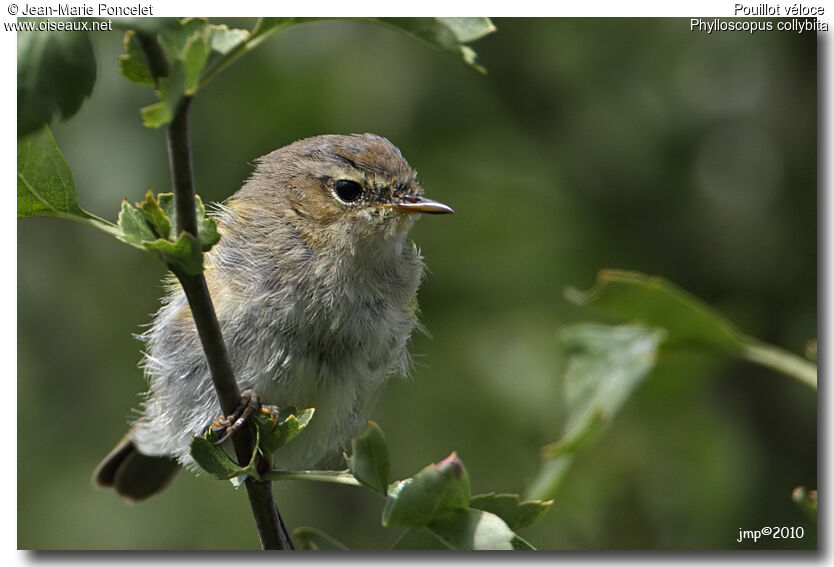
[741,342,817,390]
[263,469,363,487]
[139,33,294,550]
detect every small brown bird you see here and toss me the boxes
[95,133,453,500]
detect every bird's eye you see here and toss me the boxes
[334,179,363,203]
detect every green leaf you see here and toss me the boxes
[195,17,495,95]
[566,270,743,353]
[292,527,349,550]
[546,324,665,458]
[189,423,261,481]
[18,26,97,136]
[116,199,157,248]
[143,231,204,275]
[511,534,536,550]
[345,421,390,496]
[382,452,470,527]
[18,127,89,219]
[194,196,221,251]
[122,17,494,117]
[469,492,552,531]
[182,27,211,94]
[526,324,664,502]
[255,406,315,456]
[17,127,115,233]
[392,511,532,550]
[568,270,817,388]
[392,510,533,550]
[189,435,245,480]
[115,191,220,272]
[137,189,171,238]
[139,63,184,129]
[209,27,250,54]
[123,19,250,116]
[376,17,496,73]
[127,19,206,127]
[427,509,518,550]
[140,101,172,128]
[157,18,210,62]
[119,31,154,86]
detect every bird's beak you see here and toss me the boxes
[392,195,455,215]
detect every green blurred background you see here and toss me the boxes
[18,18,817,549]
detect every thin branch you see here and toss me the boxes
[134,30,169,82]
[138,32,294,550]
[175,267,294,549]
[741,341,817,390]
[263,469,363,487]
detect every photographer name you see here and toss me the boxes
[20,3,153,16]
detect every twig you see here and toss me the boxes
[263,469,363,487]
[740,341,817,390]
[139,32,294,550]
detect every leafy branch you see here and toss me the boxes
[17,15,502,550]
[136,30,292,546]
[527,269,817,502]
[191,419,551,550]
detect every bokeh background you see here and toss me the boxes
[18,18,817,549]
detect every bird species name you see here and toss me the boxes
[733,3,824,16]
[691,17,827,33]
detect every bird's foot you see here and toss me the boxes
[209,389,280,445]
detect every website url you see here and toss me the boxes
[5,18,112,31]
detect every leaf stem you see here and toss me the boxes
[196,18,296,91]
[139,32,293,550]
[262,469,364,487]
[741,341,817,390]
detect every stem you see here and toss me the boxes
[139,30,293,549]
[167,100,199,238]
[741,341,817,390]
[173,269,241,417]
[196,18,296,91]
[135,30,169,81]
[263,469,363,487]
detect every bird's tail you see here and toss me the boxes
[93,431,181,501]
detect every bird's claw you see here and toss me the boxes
[208,389,280,445]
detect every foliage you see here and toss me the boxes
[191,414,548,549]
[271,422,548,550]
[18,127,219,274]
[117,191,220,275]
[527,323,665,500]
[17,126,114,231]
[17,16,816,550]
[344,421,389,496]
[17,15,544,550]
[567,270,816,387]
[190,407,315,481]
[528,270,817,501]
[115,17,495,128]
[17,25,96,136]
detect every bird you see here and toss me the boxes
[94,133,453,500]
